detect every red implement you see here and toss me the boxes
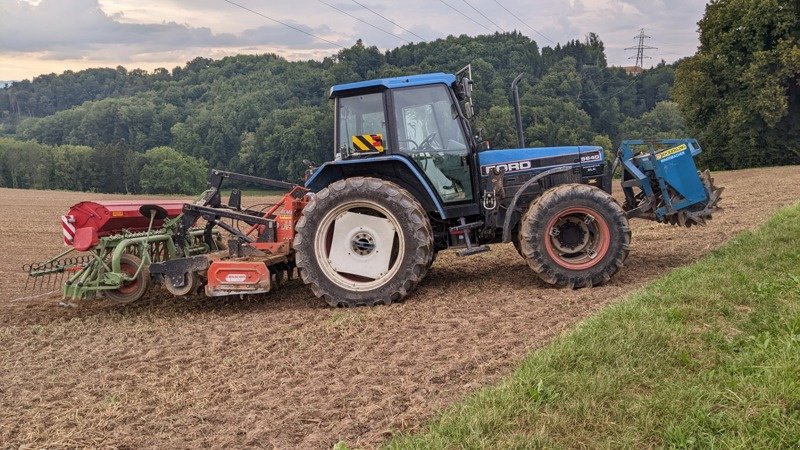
[205,260,272,297]
[62,200,186,246]
[203,188,308,297]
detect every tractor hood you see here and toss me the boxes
[477,145,604,176]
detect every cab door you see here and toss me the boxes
[390,84,475,205]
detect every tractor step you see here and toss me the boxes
[451,218,489,257]
[449,220,484,232]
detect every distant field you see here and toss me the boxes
[1,166,799,448]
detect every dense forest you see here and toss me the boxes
[0,0,797,194]
[0,32,680,193]
[673,0,799,170]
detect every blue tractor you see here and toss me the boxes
[294,66,723,306]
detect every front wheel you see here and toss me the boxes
[294,177,433,307]
[518,184,630,288]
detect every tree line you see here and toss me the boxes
[0,138,207,194]
[0,0,796,194]
[673,0,799,170]
[0,33,681,193]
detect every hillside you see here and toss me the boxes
[0,33,681,193]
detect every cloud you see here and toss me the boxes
[0,0,340,60]
[559,0,704,64]
[239,23,339,49]
[0,0,707,79]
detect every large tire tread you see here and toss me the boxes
[519,183,631,289]
[294,177,433,307]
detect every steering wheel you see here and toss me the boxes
[418,132,438,151]
[398,138,419,151]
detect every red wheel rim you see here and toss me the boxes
[115,261,140,294]
[544,206,611,270]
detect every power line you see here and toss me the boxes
[461,0,506,32]
[437,0,493,33]
[317,0,411,44]
[349,0,428,42]
[492,0,555,44]
[591,76,624,90]
[578,78,638,102]
[221,0,344,48]
[579,65,628,91]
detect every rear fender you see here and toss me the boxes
[305,156,445,217]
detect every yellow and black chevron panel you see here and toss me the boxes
[352,133,384,152]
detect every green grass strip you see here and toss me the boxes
[386,204,800,449]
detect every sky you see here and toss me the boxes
[0,0,707,81]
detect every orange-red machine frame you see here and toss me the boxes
[204,186,308,297]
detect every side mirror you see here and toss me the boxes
[462,77,473,98]
[464,102,474,119]
[479,141,491,151]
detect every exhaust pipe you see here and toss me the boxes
[511,73,525,148]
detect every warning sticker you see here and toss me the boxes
[656,144,688,160]
[352,133,384,152]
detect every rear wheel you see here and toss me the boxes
[519,184,630,288]
[294,177,433,307]
[104,254,151,303]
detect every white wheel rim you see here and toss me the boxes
[314,200,405,292]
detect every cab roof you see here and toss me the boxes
[329,72,456,98]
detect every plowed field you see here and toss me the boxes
[1,166,798,448]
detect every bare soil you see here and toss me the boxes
[1,166,798,449]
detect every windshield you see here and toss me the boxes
[337,92,387,156]
[393,85,467,153]
[392,85,472,203]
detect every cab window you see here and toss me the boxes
[392,85,472,203]
[337,93,387,156]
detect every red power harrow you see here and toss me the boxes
[151,170,308,298]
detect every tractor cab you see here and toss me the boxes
[328,70,478,208]
[313,66,609,224]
